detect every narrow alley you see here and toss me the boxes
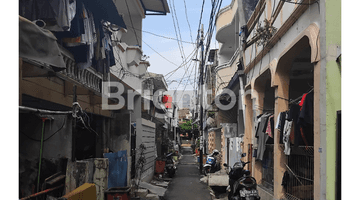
[17,0,341,199]
[164,146,211,200]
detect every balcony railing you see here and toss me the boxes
[58,45,103,93]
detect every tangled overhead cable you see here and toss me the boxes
[72,102,99,136]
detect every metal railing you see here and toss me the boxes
[260,144,274,192]
[281,145,314,200]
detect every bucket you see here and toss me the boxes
[104,187,130,200]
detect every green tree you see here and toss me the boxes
[179,119,197,132]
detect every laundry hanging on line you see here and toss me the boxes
[276,91,314,155]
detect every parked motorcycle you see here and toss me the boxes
[165,152,176,178]
[224,153,260,200]
[203,149,220,176]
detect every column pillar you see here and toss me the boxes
[273,81,289,199]
[244,94,253,172]
[252,87,264,184]
[313,60,322,200]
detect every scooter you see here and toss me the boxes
[224,153,260,200]
[165,152,176,178]
[203,149,220,176]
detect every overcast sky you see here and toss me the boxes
[141,0,232,91]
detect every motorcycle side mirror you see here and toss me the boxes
[241,153,246,157]
[223,163,228,167]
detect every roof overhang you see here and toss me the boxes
[79,0,126,29]
[143,72,168,90]
[226,73,239,93]
[139,0,170,15]
[110,73,137,92]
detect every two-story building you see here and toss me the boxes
[213,0,340,200]
[19,0,170,199]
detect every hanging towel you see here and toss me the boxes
[278,112,286,144]
[283,113,292,155]
[299,93,308,110]
[256,114,271,161]
[265,115,274,138]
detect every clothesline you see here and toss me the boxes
[275,87,314,105]
[289,88,314,104]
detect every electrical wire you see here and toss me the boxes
[169,41,207,88]
[142,39,179,67]
[173,55,196,93]
[122,24,195,44]
[167,74,197,85]
[195,0,206,46]
[170,32,214,83]
[112,48,145,79]
[164,47,199,79]
[193,57,198,95]
[116,27,189,73]
[171,0,186,56]
[20,117,67,142]
[177,61,197,100]
[125,0,140,46]
[174,59,195,91]
[183,0,194,45]
[196,0,222,95]
[119,26,200,84]
[168,0,186,62]
[72,102,99,136]
[165,50,197,80]
[204,0,223,59]
[141,28,195,44]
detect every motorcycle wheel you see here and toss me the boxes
[228,192,232,200]
[168,168,175,178]
[203,167,210,176]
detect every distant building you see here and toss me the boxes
[165,90,196,110]
[178,108,191,121]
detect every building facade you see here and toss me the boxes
[213,0,340,200]
[19,0,170,199]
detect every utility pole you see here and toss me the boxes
[173,104,177,145]
[199,24,204,173]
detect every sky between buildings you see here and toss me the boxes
[142,0,232,91]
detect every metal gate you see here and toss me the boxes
[104,150,128,188]
[140,120,156,179]
[282,146,314,200]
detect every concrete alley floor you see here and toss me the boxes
[163,146,212,200]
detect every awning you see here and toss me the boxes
[79,0,126,29]
[19,16,66,71]
[139,0,170,15]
